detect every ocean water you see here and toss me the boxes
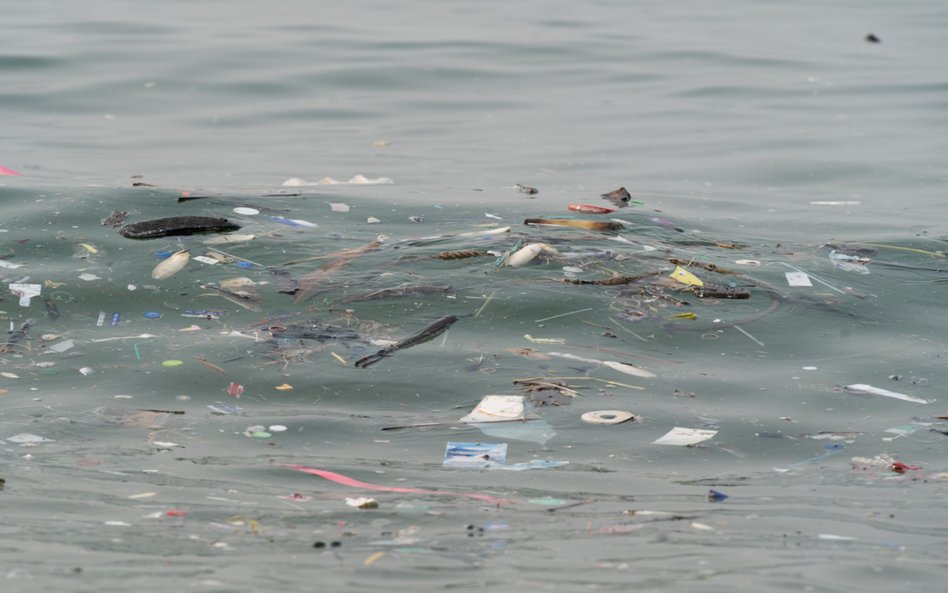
[2,1,946,591]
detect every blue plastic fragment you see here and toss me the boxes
[143,312,161,319]
[708,489,729,502]
[237,261,253,268]
[156,251,173,260]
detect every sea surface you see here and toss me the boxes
[2,1,946,591]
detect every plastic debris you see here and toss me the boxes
[844,384,928,404]
[207,402,244,415]
[354,314,457,367]
[653,427,718,446]
[329,202,351,212]
[601,360,656,378]
[785,271,812,287]
[281,175,393,186]
[271,216,318,228]
[707,489,729,502]
[0,165,22,176]
[568,204,615,214]
[6,433,54,443]
[346,497,379,509]
[119,216,240,239]
[203,233,256,245]
[459,395,556,444]
[581,410,634,425]
[8,283,41,306]
[668,265,704,287]
[279,464,513,505]
[444,442,508,468]
[226,382,244,399]
[524,218,624,232]
[233,207,259,215]
[151,250,190,280]
[523,334,565,344]
[515,183,538,195]
[505,242,559,267]
[459,395,526,423]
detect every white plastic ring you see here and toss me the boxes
[581,410,634,425]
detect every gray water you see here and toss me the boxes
[2,2,947,591]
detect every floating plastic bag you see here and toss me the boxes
[443,442,508,469]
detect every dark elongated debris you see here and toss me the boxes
[119,216,241,239]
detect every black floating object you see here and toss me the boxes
[865,33,881,43]
[601,187,632,207]
[119,216,241,239]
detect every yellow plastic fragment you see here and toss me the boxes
[79,243,98,254]
[330,352,348,365]
[669,265,703,287]
[363,551,387,566]
[275,383,294,391]
[669,312,697,320]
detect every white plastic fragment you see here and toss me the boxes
[6,433,54,443]
[192,255,219,265]
[281,175,394,187]
[233,207,259,215]
[203,234,256,245]
[78,367,95,376]
[268,425,288,432]
[1,371,19,379]
[653,427,718,446]
[506,242,558,267]
[602,360,656,379]
[366,216,381,224]
[0,259,24,269]
[151,250,190,280]
[78,273,100,281]
[818,533,858,541]
[8,283,41,306]
[345,497,379,509]
[581,410,634,425]
[844,384,928,404]
[785,271,812,287]
[45,339,75,353]
[329,202,350,212]
[460,395,525,423]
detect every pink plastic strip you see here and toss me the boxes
[278,464,513,505]
[0,165,21,176]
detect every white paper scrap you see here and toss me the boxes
[785,271,812,287]
[193,255,219,265]
[329,202,350,212]
[0,260,24,269]
[653,427,718,446]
